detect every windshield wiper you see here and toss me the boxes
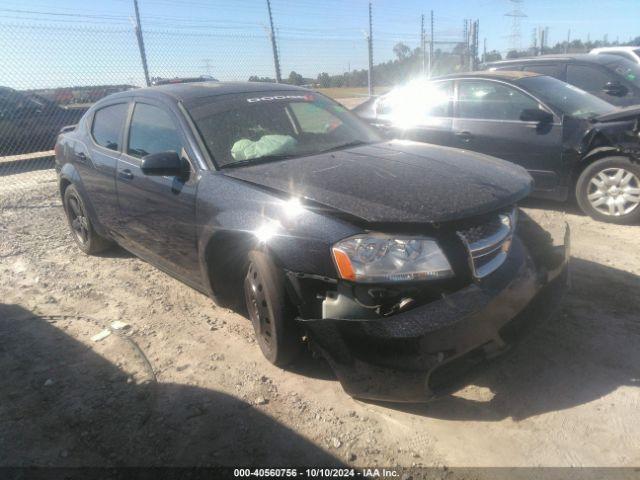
[220,154,298,169]
[319,140,370,154]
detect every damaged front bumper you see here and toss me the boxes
[298,220,570,403]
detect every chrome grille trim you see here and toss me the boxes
[457,208,517,279]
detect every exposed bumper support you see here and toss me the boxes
[298,223,570,402]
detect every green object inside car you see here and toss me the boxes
[231,134,297,161]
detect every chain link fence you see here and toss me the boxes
[0,8,470,180]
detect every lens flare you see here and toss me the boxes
[253,220,281,243]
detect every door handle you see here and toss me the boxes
[75,152,89,162]
[118,169,134,180]
[454,131,474,142]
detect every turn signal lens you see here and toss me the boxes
[332,247,356,281]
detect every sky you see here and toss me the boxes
[1,0,638,89]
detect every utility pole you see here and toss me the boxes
[367,2,373,97]
[266,0,281,83]
[565,29,570,53]
[462,19,468,70]
[202,58,212,76]
[538,26,545,55]
[468,21,475,70]
[483,37,487,63]
[429,10,434,77]
[421,14,426,76]
[132,0,150,87]
[474,20,479,69]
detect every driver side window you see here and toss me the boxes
[127,103,184,158]
[457,80,540,121]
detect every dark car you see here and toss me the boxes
[484,54,640,107]
[55,82,569,402]
[0,87,86,156]
[354,71,640,224]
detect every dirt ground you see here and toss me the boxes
[1,169,640,470]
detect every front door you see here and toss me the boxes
[452,79,564,193]
[379,80,455,147]
[115,99,200,285]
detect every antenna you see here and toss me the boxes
[505,0,527,52]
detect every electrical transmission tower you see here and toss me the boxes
[505,0,527,52]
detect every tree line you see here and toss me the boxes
[249,35,640,88]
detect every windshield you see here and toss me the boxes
[518,76,615,119]
[187,92,381,168]
[607,60,640,88]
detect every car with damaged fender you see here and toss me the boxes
[354,71,640,224]
[55,82,569,402]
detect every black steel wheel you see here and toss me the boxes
[244,251,302,366]
[63,184,111,254]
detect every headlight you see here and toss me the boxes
[331,233,454,283]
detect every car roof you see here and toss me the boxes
[436,70,541,81]
[591,46,638,53]
[486,53,626,66]
[99,81,308,104]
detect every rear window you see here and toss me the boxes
[91,103,128,151]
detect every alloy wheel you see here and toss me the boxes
[587,167,640,217]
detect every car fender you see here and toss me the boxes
[575,122,640,176]
[194,173,361,305]
[58,161,110,238]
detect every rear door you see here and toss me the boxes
[116,98,200,284]
[378,80,455,147]
[80,101,129,230]
[452,79,564,192]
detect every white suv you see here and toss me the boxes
[591,46,640,64]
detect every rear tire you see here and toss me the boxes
[244,251,302,366]
[576,156,640,225]
[63,184,112,254]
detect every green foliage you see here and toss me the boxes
[248,35,640,89]
[287,71,304,86]
[248,75,276,83]
[484,50,503,62]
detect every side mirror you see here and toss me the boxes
[603,81,628,97]
[520,108,554,124]
[141,151,185,176]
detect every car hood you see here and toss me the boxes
[594,105,640,123]
[222,140,533,224]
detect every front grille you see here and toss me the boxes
[457,208,516,279]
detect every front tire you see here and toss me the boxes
[244,251,302,367]
[63,184,112,254]
[576,156,640,224]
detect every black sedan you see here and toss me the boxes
[0,87,86,156]
[55,82,569,402]
[354,71,640,224]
